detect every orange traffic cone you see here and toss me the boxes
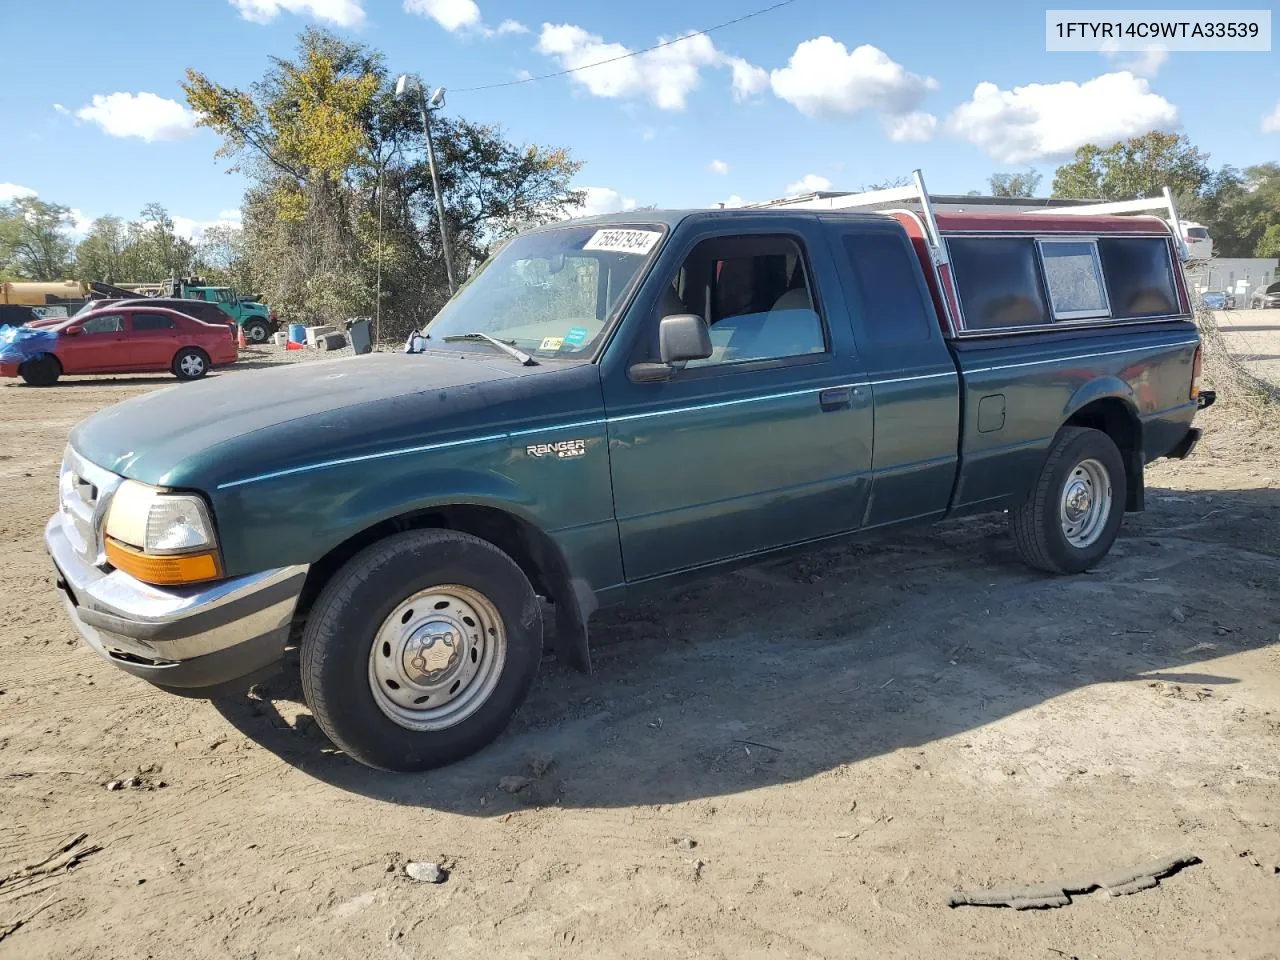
[237,325,248,349]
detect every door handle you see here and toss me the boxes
[818,387,851,411]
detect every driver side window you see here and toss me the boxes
[660,235,826,369]
[80,314,124,335]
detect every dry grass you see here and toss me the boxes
[1195,306,1280,417]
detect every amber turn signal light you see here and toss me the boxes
[104,538,223,586]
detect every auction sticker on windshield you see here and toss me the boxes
[583,229,662,255]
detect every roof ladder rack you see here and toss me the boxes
[1035,187,1190,262]
[755,168,950,268]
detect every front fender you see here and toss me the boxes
[213,456,535,575]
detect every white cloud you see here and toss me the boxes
[1263,100,1280,134]
[536,23,765,111]
[76,92,197,142]
[785,173,832,195]
[567,186,639,218]
[884,111,937,142]
[0,183,38,204]
[217,208,244,222]
[770,38,936,121]
[230,0,365,27]
[53,103,70,116]
[1101,40,1168,78]
[67,209,94,238]
[172,214,244,242]
[726,57,769,101]
[947,71,1178,164]
[709,159,730,175]
[404,0,479,31]
[718,195,745,208]
[404,0,525,37]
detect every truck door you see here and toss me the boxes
[825,219,960,527]
[603,220,874,583]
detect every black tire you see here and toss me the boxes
[300,529,543,772]
[172,347,210,381]
[243,319,270,344]
[19,354,60,386]
[1010,426,1126,575]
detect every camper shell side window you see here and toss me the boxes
[945,232,1184,335]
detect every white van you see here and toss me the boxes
[1180,222,1213,261]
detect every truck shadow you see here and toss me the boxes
[212,483,1280,814]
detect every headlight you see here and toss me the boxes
[104,480,222,585]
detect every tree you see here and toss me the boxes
[988,170,1042,198]
[182,28,583,335]
[75,216,130,282]
[1257,225,1280,258]
[1051,132,1210,200]
[0,197,75,280]
[1182,163,1280,258]
[857,175,910,191]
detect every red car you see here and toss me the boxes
[1,306,238,386]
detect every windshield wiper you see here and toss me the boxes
[442,332,538,366]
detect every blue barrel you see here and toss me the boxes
[288,323,306,344]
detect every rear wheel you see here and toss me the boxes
[1010,426,1126,574]
[19,354,60,386]
[172,347,210,381]
[243,319,270,344]
[300,529,543,772]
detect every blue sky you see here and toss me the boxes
[0,0,1276,239]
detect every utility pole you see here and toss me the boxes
[396,75,456,295]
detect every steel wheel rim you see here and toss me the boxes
[368,584,507,732]
[1059,457,1111,548]
[248,324,267,343]
[180,353,204,376]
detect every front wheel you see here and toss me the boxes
[243,319,270,344]
[19,354,60,386]
[300,529,543,772]
[1010,426,1126,574]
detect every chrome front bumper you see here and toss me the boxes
[46,515,308,691]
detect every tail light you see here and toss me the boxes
[1191,345,1203,401]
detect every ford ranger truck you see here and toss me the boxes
[46,195,1211,771]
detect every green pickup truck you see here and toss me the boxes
[46,190,1211,771]
[159,280,277,344]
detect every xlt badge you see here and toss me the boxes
[526,439,586,460]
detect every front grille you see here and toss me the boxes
[58,447,122,567]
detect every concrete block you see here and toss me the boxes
[306,325,337,347]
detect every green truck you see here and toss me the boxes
[155,278,278,344]
[46,177,1213,772]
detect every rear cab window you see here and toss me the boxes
[840,231,935,343]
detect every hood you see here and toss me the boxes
[70,351,562,488]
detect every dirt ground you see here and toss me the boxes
[2,349,1279,960]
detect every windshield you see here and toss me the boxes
[425,223,665,358]
[213,289,235,303]
[1185,227,1209,239]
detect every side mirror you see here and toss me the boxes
[629,314,713,382]
[62,326,82,336]
[658,313,712,364]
